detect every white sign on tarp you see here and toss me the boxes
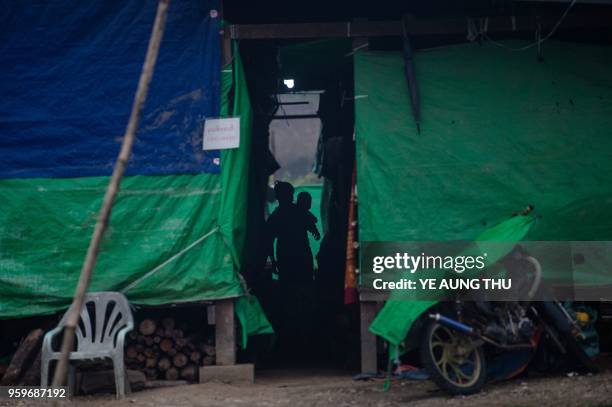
[202,117,240,150]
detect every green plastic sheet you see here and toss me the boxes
[356,42,612,243]
[223,43,274,343]
[369,215,535,346]
[0,174,239,317]
[356,41,612,344]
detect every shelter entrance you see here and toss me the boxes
[239,39,358,369]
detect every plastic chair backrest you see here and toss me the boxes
[58,292,133,353]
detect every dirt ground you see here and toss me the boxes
[4,368,612,407]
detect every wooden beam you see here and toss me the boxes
[215,299,236,366]
[272,114,319,120]
[230,12,612,39]
[220,0,232,66]
[360,301,378,374]
[516,0,612,4]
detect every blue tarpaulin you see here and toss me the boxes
[0,0,221,178]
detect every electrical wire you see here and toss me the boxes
[483,0,577,51]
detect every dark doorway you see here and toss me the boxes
[239,39,358,369]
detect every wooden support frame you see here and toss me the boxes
[215,299,237,366]
[230,12,612,40]
[359,289,389,374]
[359,301,378,374]
[211,1,237,369]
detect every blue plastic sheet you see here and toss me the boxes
[0,0,221,178]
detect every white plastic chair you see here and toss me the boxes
[41,292,134,399]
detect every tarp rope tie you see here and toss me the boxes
[121,226,220,293]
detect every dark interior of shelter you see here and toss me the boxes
[3,0,612,399]
[236,37,357,368]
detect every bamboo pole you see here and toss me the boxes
[51,0,170,389]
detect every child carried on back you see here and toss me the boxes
[296,191,321,241]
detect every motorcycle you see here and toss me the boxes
[418,245,597,395]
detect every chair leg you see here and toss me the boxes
[113,355,126,399]
[124,370,132,395]
[41,357,49,387]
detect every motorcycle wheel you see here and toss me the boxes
[420,320,487,395]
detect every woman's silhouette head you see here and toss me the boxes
[274,181,294,206]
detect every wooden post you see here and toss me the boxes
[229,13,612,40]
[213,0,236,368]
[220,0,232,66]
[215,299,236,365]
[360,301,378,374]
[352,23,374,375]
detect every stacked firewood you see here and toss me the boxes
[125,318,215,382]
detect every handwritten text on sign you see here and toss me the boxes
[202,117,240,150]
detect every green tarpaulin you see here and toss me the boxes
[369,215,535,346]
[355,41,612,344]
[1,174,237,317]
[0,42,272,342]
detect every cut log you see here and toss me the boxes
[201,343,216,357]
[173,329,184,339]
[128,331,138,340]
[158,357,172,371]
[180,365,198,382]
[145,357,158,369]
[153,335,161,344]
[0,329,43,385]
[20,351,41,386]
[136,353,146,363]
[175,338,187,349]
[139,319,157,336]
[165,367,179,381]
[161,317,175,330]
[173,353,188,368]
[144,336,154,346]
[159,338,174,353]
[189,351,201,363]
[167,348,177,356]
[126,346,138,359]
